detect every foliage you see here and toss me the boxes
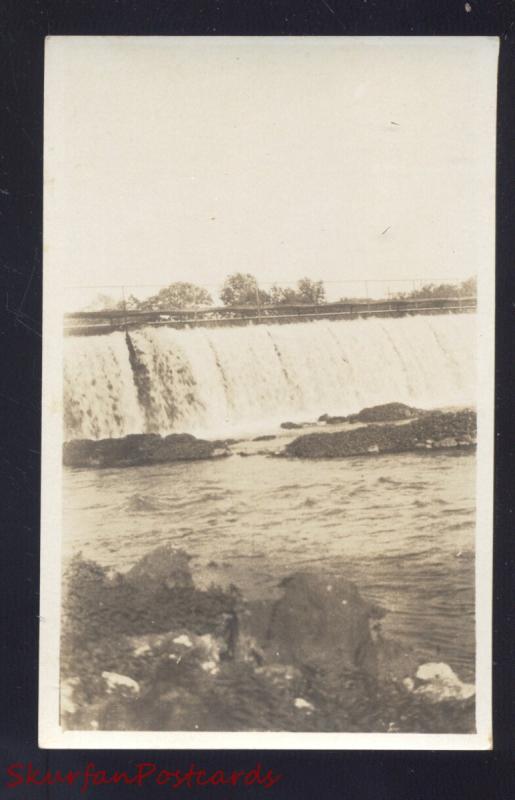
[268,279,326,306]
[268,285,299,305]
[134,282,213,311]
[394,276,476,301]
[78,275,474,314]
[296,278,326,304]
[220,273,271,306]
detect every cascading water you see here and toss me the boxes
[63,313,476,441]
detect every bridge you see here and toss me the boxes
[65,296,476,336]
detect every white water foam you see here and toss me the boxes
[63,314,476,440]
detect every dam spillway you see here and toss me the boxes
[63,313,476,441]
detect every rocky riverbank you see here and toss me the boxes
[62,404,476,468]
[284,408,476,460]
[61,545,474,733]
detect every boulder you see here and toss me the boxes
[405,662,475,703]
[285,410,476,459]
[347,402,424,423]
[264,572,384,675]
[63,432,230,469]
[318,403,423,426]
[280,421,303,430]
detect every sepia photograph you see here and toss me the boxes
[39,36,497,748]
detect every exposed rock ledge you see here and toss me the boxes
[319,401,426,425]
[284,409,476,459]
[61,545,474,733]
[63,405,476,468]
[63,433,230,469]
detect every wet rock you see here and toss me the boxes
[294,697,315,712]
[280,421,304,430]
[102,671,140,695]
[61,548,476,734]
[318,403,424,426]
[63,432,230,469]
[285,410,476,459]
[347,402,424,423]
[285,425,397,459]
[407,662,475,703]
[264,572,384,675]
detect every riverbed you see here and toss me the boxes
[63,446,475,683]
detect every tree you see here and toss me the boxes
[393,276,477,301]
[268,285,299,305]
[267,279,327,306]
[136,282,213,311]
[220,273,270,306]
[296,278,326,304]
[122,294,143,311]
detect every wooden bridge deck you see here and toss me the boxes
[65,296,476,336]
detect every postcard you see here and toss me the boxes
[40,36,498,748]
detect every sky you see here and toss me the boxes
[44,37,498,308]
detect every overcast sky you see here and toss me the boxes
[45,37,498,306]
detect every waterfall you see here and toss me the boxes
[63,314,476,441]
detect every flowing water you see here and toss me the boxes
[64,313,475,440]
[63,313,477,684]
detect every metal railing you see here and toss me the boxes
[64,296,477,336]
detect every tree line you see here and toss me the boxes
[84,274,476,312]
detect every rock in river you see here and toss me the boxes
[264,572,385,675]
[346,402,425,423]
[284,410,476,459]
[318,403,424,426]
[63,432,231,469]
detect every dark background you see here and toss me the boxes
[1,1,514,797]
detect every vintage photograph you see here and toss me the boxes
[40,36,497,748]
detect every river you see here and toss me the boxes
[63,445,475,683]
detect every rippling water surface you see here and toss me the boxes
[63,449,475,681]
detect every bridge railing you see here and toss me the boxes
[64,296,477,336]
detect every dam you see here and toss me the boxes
[64,312,475,441]
[62,309,478,721]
